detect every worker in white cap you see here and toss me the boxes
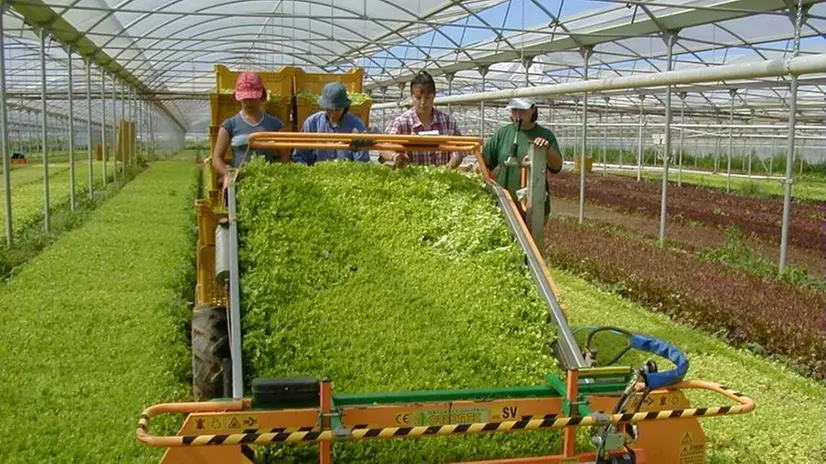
[482,97,563,216]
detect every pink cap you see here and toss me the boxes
[234,71,264,101]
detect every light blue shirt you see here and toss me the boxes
[221,112,284,168]
[292,111,370,166]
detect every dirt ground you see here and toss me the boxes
[549,197,825,279]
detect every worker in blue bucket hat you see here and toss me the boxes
[292,82,370,166]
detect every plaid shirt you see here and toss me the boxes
[385,108,462,165]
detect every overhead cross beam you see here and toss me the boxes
[7,0,187,132]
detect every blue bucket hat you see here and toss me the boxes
[318,82,351,109]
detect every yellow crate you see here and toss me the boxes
[208,125,232,163]
[214,64,296,96]
[293,67,364,94]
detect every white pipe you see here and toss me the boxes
[372,54,826,109]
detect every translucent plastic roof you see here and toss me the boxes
[1,0,824,134]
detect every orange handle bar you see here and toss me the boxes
[136,380,754,448]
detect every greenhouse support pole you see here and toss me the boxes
[379,87,386,132]
[150,106,154,157]
[101,69,107,187]
[727,89,735,193]
[39,28,50,234]
[678,92,686,186]
[780,0,805,274]
[637,95,645,181]
[747,112,754,178]
[659,31,677,247]
[602,97,609,176]
[67,48,76,211]
[480,66,488,138]
[0,8,11,247]
[579,46,592,224]
[130,88,135,163]
[445,73,454,116]
[619,113,624,167]
[85,60,93,198]
[111,74,117,181]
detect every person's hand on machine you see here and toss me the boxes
[532,137,550,148]
[392,152,410,169]
[222,172,232,191]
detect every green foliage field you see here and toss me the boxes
[0,158,198,463]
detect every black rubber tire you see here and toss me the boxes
[192,305,230,401]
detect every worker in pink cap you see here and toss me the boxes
[212,71,286,190]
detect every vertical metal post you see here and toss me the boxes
[579,47,592,224]
[678,92,686,186]
[602,97,608,176]
[85,60,93,198]
[445,73,454,116]
[572,99,578,163]
[527,144,547,250]
[149,105,154,157]
[780,0,804,274]
[637,95,645,181]
[67,48,76,211]
[227,184,244,397]
[618,112,624,167]
[743,110,748,179]
[479,66,488,138]
[0,9,12,246]
[659,31,677,246]
[112,74,118,181]
[39,28,50,234]
[131,87,136,164]
[770,131,776,176]
[379,87,387,132]
[523,57,533,87]
[101,69,107,186]
[120,82,125,165]
[727,89,735,193]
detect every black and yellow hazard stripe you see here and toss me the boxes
[241,444,256,464]
[167,397,753,447]
[138,383,753,448]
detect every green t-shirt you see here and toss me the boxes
[482,123,561,212]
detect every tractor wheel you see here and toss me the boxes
[192,305,230,400]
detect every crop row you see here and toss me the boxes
[0,157,198,463]
[7,163,70,187]
[544,217,826,379]
[551,171,824,250]
[236,161,562,463]
[0,162,113,239]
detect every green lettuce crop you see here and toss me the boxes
[236,160,562,463]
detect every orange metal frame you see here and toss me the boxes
[137,374,754,464]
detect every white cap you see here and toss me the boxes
[506,98,536,110]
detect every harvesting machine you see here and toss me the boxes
[136,67,755,464]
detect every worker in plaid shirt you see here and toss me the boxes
[380,70,464,168]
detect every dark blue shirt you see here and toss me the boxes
[292,111,370,165]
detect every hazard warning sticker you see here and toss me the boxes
[679,432,705,464]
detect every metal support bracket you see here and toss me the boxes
[526,143,547,252]
[662,29,680,46]
[478,65,489,77]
